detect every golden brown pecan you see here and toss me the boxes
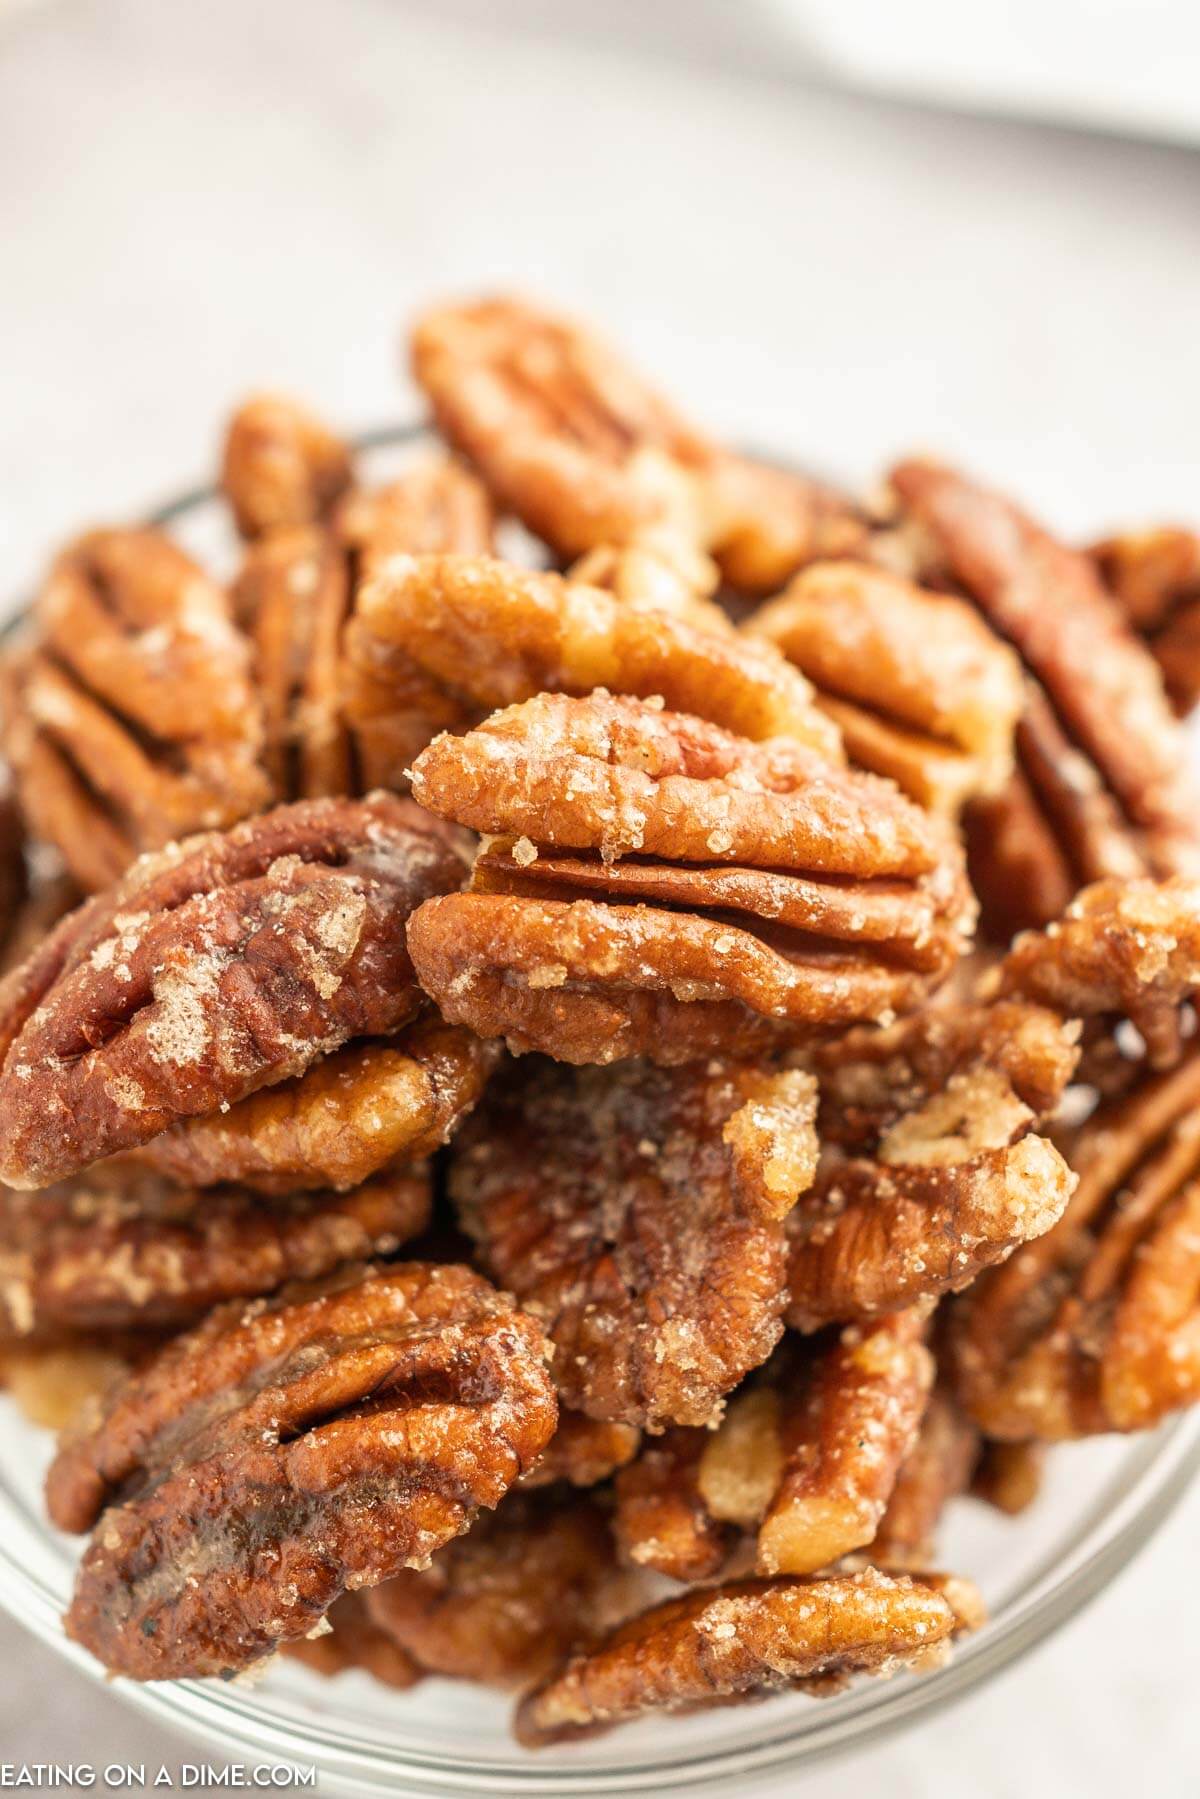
[47,1262,557,1679]
[0,531,269,890]
[872,1387,981,1568]
[221,393,354,540]
[451,1056,816,1429]
[0,1163,430,1341]
[948,1045,1200,1437]
[522,1409,640,1491]
[410,296,864,591]
[1093,526,1200,715]
[284,1591,423,1689]
[889,459,1200,928]
[785,1002,1079,1331]
[346,551,841,766]
[613,1427,733,1583]
[366,1492,611,1688]
[514,1566,983,1745]
[408,692,973,1063]
[113,1015,497,1195]
[747,561,1022,814]
[0,795,467,1188]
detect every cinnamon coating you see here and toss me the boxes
[48,1262,558,1679]
[0,794,467,1188]
[221,393,354,540]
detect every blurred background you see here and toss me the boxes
[0,0,1196,1791]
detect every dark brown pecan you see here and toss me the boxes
[0,795,467,1188]
[514,1567,983,1745]
[48,1262,558,1679]
[366,1492,611,1688]
[221,393,354,540]
[889,459,1200,929]
[948,1045,1200,1437]
[785,1002,1079,1331]
[284,1591,423,1689]
[451,1056,816,1429]
[0,1164,430,1341]
[0,531,269,890]
[1093,526,1200,715]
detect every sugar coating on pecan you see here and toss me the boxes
[785,1002,1079,1331]
[348,553,842,759]
[221,393,354,540]
[0,794,467,1188]
[284,1590,423,1689]
[872,1387,981,1568]
[116,1016,498,1195]
[949,1046,1200,1438]
[514,1566,983,1745]
[451,1056,815,1429]
[1,531,269,890]
[366,1492,611,1688]
[48,1262,558,1679]
[0,1163,430,1341]
[747,561,1022,814]
[1093,526,1200,716]
[522,1409,641,1491]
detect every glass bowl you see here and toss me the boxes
[2,431,1198,1797]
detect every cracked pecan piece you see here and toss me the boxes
[365,1492,611,1688]
[889,459,1200,929]
[410,295,864,592]
[0,794,467,1188]
[785,1002,1079,1331]
[747,561,1022,815]
[522,1409,640,1491]
[0,1163,430,1342]
[451,1056,817,1429]
[872,1387,981,1569]
[409,691,973,1064]
[285,1591,423,1689]
[1093,526,1200,716]
[221,393,354,540]
[515,1566,983,1745]
[47,1262,557,1679]
[0,531,269,891]
[948,1044,1200,1437]
[114,1015,497,1195]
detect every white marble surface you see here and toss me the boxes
[0,1,1197,1791]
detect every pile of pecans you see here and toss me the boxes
[1,296,1199,1747]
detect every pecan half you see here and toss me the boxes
[451,1056,816,1429]
[1093,526,1200,716]
[785,1002,1079,1330]
[0,1163,430,1341]
[408,692,973,1064]
[514,1567,983,1745]
[0,794,467,1188]
[365,1492,611,1688]
[221,393,354,540]
[114,1016,497,1194]
[889,459,1200,928]
[0,531,269,890]
[284,1591,422,1689]
[747,561,1022,814]
[48,1262,557,1679]
[948,1045,1200,1437]
[410,295,864,591]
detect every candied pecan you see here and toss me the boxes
[0,1164,430,1341]
[747,561,1022,814]
[48,1262,557,1679]
[1093,526,1200,715]
[410,296,863,591]
[409,692,973,1063]
[0,530,269,890]
[949,1045,1200,1437]
[970,1440,1046,1515]
[514,1566,983,1745]
[785,1002,1079,1331]
[221,393,354,540]
[0,794,467,1188]
[284,1591,422,1689]
[116,1016,497,1194]
[347,552,841,763]
[997,877,1200,1069]
[451,1056,815,1429]
[366,1492,610,1688]
[613,1428,733,1583]
[889,458,1200,927]
[523,1409,640,1491]
[872,1388,981,1568]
